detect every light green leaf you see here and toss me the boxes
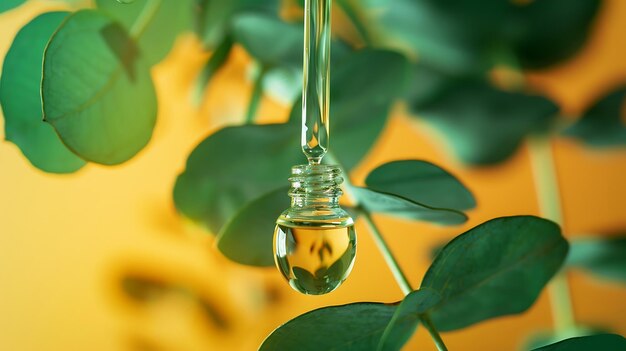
[193,35,233,104]
[377,289,441,351]
[563,86,626,147]
[216,187,290,267]
[0,11,86,173]
[365,160,475,211]
[531,334,626,351]
[0,0,26,13]
[422,216,568,331]
[42,10,157,165]
[194,0,279,50]
[259,303,397,351]
[410,73,559,165]
[351,187,467,225]
[96,0,194,65]
[567,235,626,283]
[173,124,303,234]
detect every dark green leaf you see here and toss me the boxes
[174,124,303,234]
[567,236,626,283]
[232,14,302,68]
[410,75,559,165]
[0,12,86,173]
[260,303,396,351]
[365,160,475,211]
[96,0,194,65]
[422,216,568,331]
[0,0,25,13]
[357,0,507,73]
[524,327,614,350]
[531,334,626,351]
[42,10,157,165]
[194,0,279,50]
[507,0,601,69]
[377,289,441,351]
[193,35,233,104]
[563,86,626,147]
[216,187,290,266]
[351,187,467,225]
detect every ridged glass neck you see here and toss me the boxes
[289,164,343,207]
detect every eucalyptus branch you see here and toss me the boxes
[129,0,161,38]
[421,314,449,351]
[245,66,267,124]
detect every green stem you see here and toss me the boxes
[528,135,577,334]
[335,0,372,45]
[245,67,267,124]
[130,0,162,39]
[421,314,449,351]
[359,208,413,295]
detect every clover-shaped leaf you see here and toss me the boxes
[0,12,86,173]
[422,216,567,331]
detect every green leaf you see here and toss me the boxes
[365,160,475,211]
[0,12,86,173]
[0,0,26,13]
[232,14,302,68]
[216,187,290,266]
[563,86,626,147]
[259,303,397,351]
[422,216,568,331]
[507,0,601,69]
[410,75,559,165]
[42,10,157,165]
[96,0,193,65]
[174,124,303,234]
[351,187,467,225]
[377,289,441,351]
[567,236,626,283]
[194,0,279,50]
[531,334,626,351]
[356,0,507,74]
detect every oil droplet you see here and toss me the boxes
[274,224,356,295]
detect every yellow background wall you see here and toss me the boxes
[1,1,625,350]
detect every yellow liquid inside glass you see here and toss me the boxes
[274,224,357,295]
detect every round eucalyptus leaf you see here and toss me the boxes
[377,289,441,351]
[260,303,397,351]
[174,124,303,234]
[42,10,157,165]
[0,0,26,13]
[422,216,568,331]
[563,86,626,147]
[0,11,86,173]
[410,76,559,165]
[567,235,626,283]
[352,187,467,225]
[216,187,290,267]
[532,334,626,351]
[96,0,194,65]
[194,0,279,50]
[365,160,476,211]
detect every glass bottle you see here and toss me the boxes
[273,164,356,295]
